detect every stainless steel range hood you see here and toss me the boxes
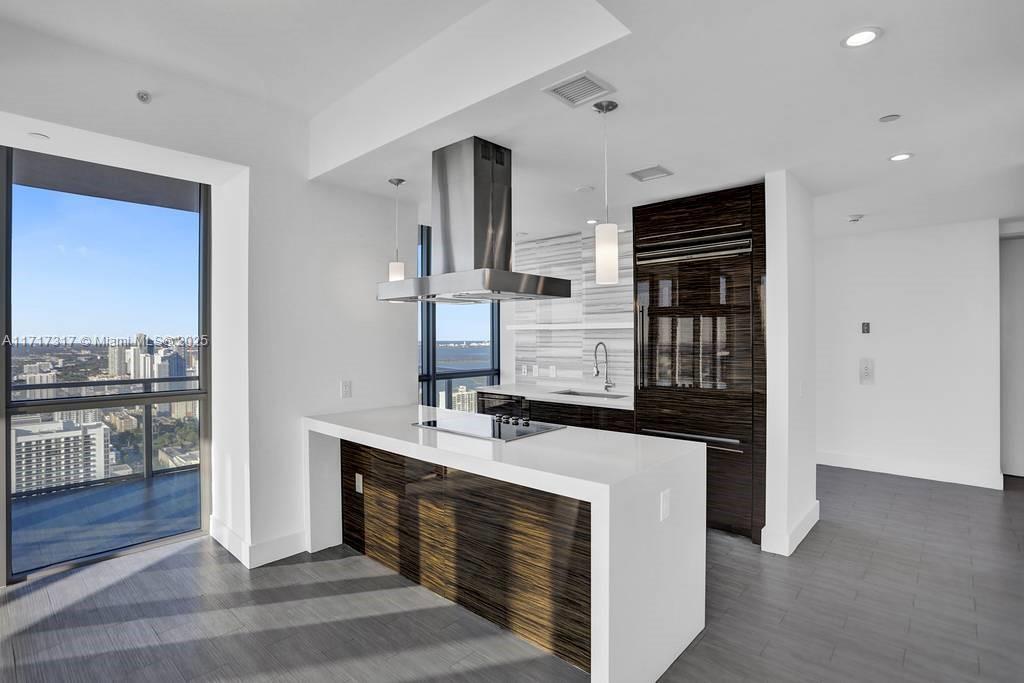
[377,137,572,303]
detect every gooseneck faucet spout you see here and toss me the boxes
[593,342,615,391]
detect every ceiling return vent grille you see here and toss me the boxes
[542,71,614,108]
[628,164,674,182]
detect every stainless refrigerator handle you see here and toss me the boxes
[640,428,742,445]
[637,304,645,387]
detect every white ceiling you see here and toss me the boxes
[315,0,1024,236]
[3,0,1022,237]
[0,0,487,114]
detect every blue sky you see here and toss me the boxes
[11,185,200,339]
[12,183,488,342]
[435,303,491,341]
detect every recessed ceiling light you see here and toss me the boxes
[878,114,901,123]
[842,27,882,48]
[27,131,50,140]
[586,219,598,225]
[889,152,913,162]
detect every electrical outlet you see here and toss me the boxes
[532,365,539,377]
[521,364,528,376]
[859,358,874,385]
[660,489,671,521]
[549,365,557,378]
[355,472,363,494]
[341,379,353,398]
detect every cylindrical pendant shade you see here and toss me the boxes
[595,223,619,285]
[388,260,405,282]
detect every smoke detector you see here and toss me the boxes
[628,165,674,183]
[543,71,615,108]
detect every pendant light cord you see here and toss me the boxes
[602,111,609,224]
[393,183,399,260]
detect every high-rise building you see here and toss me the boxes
[11,420,112,493]
[107,411,139,432]
[127,347,153,379]
[166,351,186,377]
[58,409,102,425]
[171,400,199,419]
[107,345,126,377]
[451,385,477,412]
[22,370,57,400]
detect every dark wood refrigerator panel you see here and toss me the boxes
[633,182,766,541]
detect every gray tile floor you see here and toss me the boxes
[1,465,1021,682]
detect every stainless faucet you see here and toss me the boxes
[593,342,615,391]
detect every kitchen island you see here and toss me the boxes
[301,405,705,682]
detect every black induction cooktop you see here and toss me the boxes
[413,412,565,442]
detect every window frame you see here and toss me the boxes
[1,146,211,582]
[416,224,500,407]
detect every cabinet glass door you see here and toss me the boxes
[636,254,752,392]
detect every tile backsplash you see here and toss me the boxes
[510,229,633,390]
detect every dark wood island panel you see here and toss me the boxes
[340,440,592,672]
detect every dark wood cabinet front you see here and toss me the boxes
[476,393,635,433]
[633,182,766,542]
[590,406,636,433]
[525,399,587,427]
[340,441,591,672]
[476,391,526,417]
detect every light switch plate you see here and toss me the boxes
[341,379,353,398]
[355,472,363,494]
[549,365,557,378]
[660,489,671,521]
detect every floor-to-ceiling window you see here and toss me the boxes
[416,226,499,410]
[2,148,209,578]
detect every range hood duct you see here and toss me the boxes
[376,137,572,303]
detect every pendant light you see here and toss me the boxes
[387,178,406,281]
[593,100,619,286]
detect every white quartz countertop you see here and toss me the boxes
[481,382,634,410]
[303,404,699,503]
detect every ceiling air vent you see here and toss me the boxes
[543,71,614,108]
[628,164,674,182]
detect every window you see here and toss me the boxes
[417,225,499,410]
[2,148,209,577]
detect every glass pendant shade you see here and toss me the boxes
[385,177,406,286]
[595,222,619,285]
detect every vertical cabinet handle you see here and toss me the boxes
[637,304,646,387]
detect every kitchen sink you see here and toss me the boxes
[551,389,629,399]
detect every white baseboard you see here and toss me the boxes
[247,530,307,568]
[819,450,1004,490]
[210,516,308,569]
[209,514,251,567]
[760,499,820,556]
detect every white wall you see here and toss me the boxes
[1000,237,1024,476]
[816,219,1002,490]
[762,170,819,556]
[0,22,419,567]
